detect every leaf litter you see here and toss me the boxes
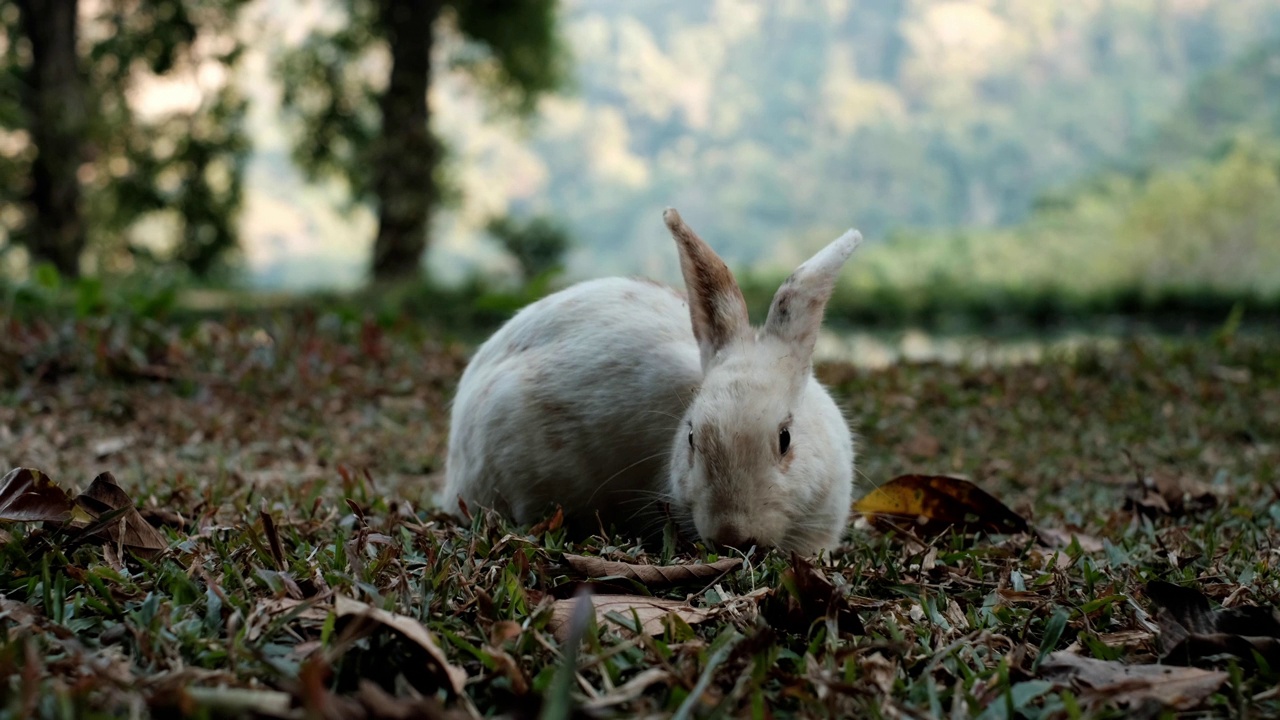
[1,310,1278,717]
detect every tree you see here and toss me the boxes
[12,0,86,277]
[1,0,249,279]
[487,214,570,282]
[279,0,566,282]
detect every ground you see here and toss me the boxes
[1,309,1278,718]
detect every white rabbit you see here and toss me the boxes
[443,209,863,554]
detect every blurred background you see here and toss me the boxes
[2,0,1279,338]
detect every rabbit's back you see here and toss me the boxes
[444,278,701,533]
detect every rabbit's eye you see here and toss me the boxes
[779,428,791,455]
[688,429,694,451]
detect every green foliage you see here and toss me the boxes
[451,0,570,114]
[277,0,564,206]
[2,309,1280,716]
[508,1,1280,277]
[486,214,571,282]
[0,0,251,277]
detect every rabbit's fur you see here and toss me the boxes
[443,209,862,554]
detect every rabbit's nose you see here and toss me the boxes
[712,527,762,551]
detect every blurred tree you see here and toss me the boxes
[12,0,86,277]
[278,0,566,282]
[487,214,570,282]
[1,0,249,278]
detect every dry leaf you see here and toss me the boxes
[0,468,73,523]
[763,553,863,635]
[333,595,467,695]
[356,679,461,719]
[581,667,673,711]
[563,554,741,587]
[260,509,287,571]
[902,432,940,459]
[854,474,1028,536]
[527,505,564,536]
[91,436,134,459]
[1125,473,1216,518]
[247,598,331,642]
[180,687,294,717]
[1041,651,1227,710]
[73,473,168,552]
[1147,580,1280,669]
[1036,527,1105,553]
[547,595,712,642]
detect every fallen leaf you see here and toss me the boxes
[0,468,73,523]
[546,594,713,642]
[246,598,331,642]
[73,473,168,552]
[333,595,467,695]
[1040,651,1227,710]
[356,679,460,719]
[91,436,134,459]
[902,432,940,459]
[854,474,1028,536]
[1036,527,1105,553]
[1095,629,1155,650]
[563,554,741,587]
[1125,473,1216,518]
[1146,580,1280,669]
[178,687,294,718]
[260,508,287,571]
[581,667,673,711]
[762,553,863,636]
[528,505,564,536]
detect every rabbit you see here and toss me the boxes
[442,208,863,554]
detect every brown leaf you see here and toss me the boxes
[1147,580,1280,669]
[489,620,522,646]
[333,595,467,695]
[356,679,460,719]
[902,432,940,459]
[247,598,332,642]
[762,553,864,636]
[854,474,1028,536]
[260,508,287,571]
[73,473,168,552]
[581,668,673,711]
[527,505,564,536]
[0,468,73,523]
[1125,473,1216,518]
[546,594,713,642]
[1036,527,1105,553]
[563,554,741,587]
[1041,651,1227,710]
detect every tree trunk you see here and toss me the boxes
[370,0,442,282]
[16,0,86,278]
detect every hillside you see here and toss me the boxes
[441,0,1280,280]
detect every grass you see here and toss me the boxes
[1,305,1278,718]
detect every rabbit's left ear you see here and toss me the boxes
[764,229,863,365]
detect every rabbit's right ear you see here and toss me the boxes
[664,208,750,368]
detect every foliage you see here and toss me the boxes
[486,213,571,282]
[0,307,1278,716]
[276,0,566,217]
[0,0,250,277]
[464,1,1280,279]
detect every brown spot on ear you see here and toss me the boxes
[664,209,748,355]
[771,289,794,323]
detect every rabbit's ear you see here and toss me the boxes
[764,229,863,365]
[664,208,750,368]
